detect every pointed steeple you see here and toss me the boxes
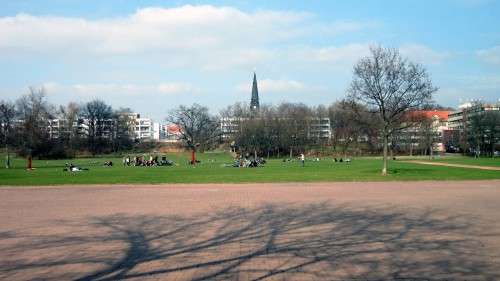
[250,72,259,111]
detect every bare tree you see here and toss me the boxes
[418,116,438,159]
[58,102,81,154]
[112,108,135,152]
[0,100,16,168]
[349,46,437,175]
[167,104,220,163]
[16,87,53,161]
[468,106,500,157]
[277,103,310,158]
[329,100,363,157]
[82,100,113,155]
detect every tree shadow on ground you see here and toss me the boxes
[0,203,499,280]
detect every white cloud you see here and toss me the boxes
[157,83,194,94]
[237,78,307,94]
[477,46,500,65]
[399,44,451,65]
[437,74,500,106]
[41,82,195,97]
[315,20,380,36]
[0,6,310,55]
[295,43,371,64]
[260,79,307,93]
[0,5,375,70]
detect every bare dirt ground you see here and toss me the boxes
[1,180,500,281]
[405,160,500,171]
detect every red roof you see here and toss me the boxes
[166,124,182,134]
[409,110,449,121]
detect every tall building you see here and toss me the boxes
[250,72,260,111]
[133,114,153,140]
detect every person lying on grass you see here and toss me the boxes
[63,163,89,172]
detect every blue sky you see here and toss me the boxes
[1,0,499,120]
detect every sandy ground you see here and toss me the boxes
[1,180,500,280]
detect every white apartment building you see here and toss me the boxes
[133,114,153,141]
[448,101,500,131]
[220,117,243,140]
[47,118,88,139]
[46,113,157,142]
[153,122,167,141]
[219,117,332,141]
[308,118,331,140]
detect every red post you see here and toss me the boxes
[27,155,32,170]
[191,150,196,165]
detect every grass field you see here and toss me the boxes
[0,152,499,186]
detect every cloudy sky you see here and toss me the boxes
[1,0,499,120]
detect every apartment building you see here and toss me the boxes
[46,113,157,142]
[219,117,332,141]
[47,118,88,139]
[400,110,450,153]
[448,101,500,131]
[308,118,331,140]
[133,115,153,140]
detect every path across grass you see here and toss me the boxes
[1,153,499,186]
[406,160,500,171]
[432,157,500,167]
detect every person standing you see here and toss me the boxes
[300,153,305,167]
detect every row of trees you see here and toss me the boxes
[0,88,135,165]
[166,46,498,175]
[167,46,438,175]
[217,101,379,158]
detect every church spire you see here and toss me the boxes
[250,72,259,111]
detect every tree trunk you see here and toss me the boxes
[254,149,257,159]
[492,140,495,158]
[191,150,196,165]
[4,144,9,169]
[289,147,293,158]
[27,155,33,170]
[382,133,388,176]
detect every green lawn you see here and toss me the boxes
[0,152,499,186]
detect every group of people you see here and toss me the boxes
[122,155,159,167]
[122,155,174,167]
[281,154,352,167]
[232,154,266,168]
[333,157,351,163]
